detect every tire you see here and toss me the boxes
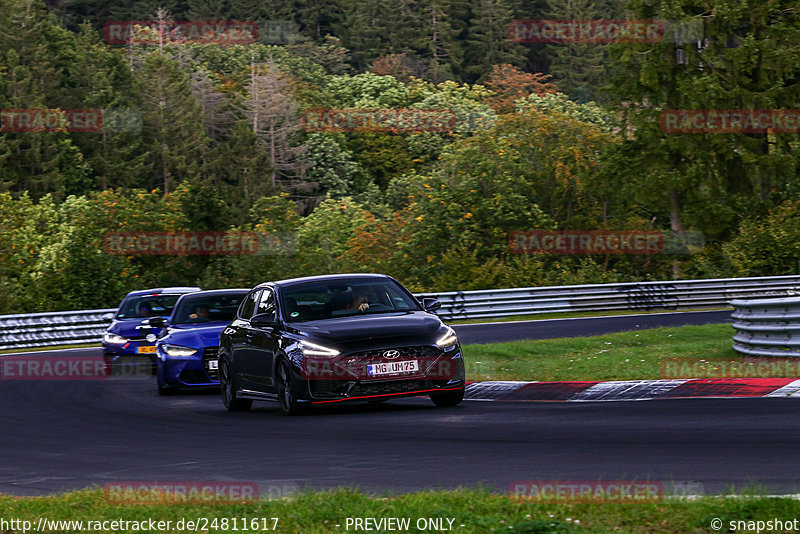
[156,370,176,396]
[220,359,252,411]
[154,373,175,397]
[276,358,304,415]
[430,387,464,408]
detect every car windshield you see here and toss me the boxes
[115,294,182,319]
[281,279,421,322]
[171,293,247,325]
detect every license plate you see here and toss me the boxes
[137,346,156,354]
[206,359,218,370]
[367,359,418,377]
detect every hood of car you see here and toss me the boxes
[295,311,444,350]
[107,317,163,337]
[160,323,228,348]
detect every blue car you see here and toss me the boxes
[154,289,250,394]
[102,287,202,370]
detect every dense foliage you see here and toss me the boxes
[1,0,799,312]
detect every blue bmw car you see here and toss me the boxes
[153,289,250,394]
[102,287,201,370]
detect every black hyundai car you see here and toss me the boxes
[218,273,465,414]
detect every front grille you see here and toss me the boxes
[350,380,433,397]
[341,346,441,365]
[179,369,210,384]
[203,346,219,380]
[310,380,349,398]
[333,345,449,381]
[309,379,437,399]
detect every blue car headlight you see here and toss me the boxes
[103,332,128,345]
[161,344,198,358]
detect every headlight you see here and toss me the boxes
[435,327,458,349]
[299,340,340,358]
[103,332,128,345]
[161,344,197,358]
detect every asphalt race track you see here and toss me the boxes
[6,309,799,498]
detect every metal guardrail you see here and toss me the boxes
[2,275,800,351]
[0,308,116,350]
[731,297,800,358]
[417,275,800,320]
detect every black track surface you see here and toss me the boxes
[6,309,790,498]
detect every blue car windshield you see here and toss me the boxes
[172,293,247,325]
[116,294,181,319]
[281,279,421,322]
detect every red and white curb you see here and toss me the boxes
[465,378,800,402]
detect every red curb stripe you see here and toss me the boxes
[501,381,600,401]
[658,378,795,398]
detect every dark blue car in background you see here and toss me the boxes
[153,289,249,394]
[102,287,201,369]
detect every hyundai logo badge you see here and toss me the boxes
[383,350,400,359]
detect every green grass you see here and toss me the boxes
[1,487,799,533]
[0,343,100,355]
[462,323,740,382]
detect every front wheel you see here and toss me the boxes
[220,359,252,411]
[156,373,175,396]
[277,359,305,415]
[430,387,464,408]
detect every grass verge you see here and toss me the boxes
[1,487,799,533]
[462,323,743,382]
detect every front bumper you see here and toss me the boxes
[103,342,157,375]
[157,347,220,387]
[299,345,466,403]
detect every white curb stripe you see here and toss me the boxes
[766,379,800,398]
[465,381,532,400]
[571,379,689,402]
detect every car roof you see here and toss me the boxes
[256,273,391,290]
[125,287,202,297]
[175,288,250,298]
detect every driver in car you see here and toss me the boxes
[346,288,370,312]
[188,304,210,321]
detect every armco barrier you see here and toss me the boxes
[416,275,800,320]
[0,308,116,350]
[2,275,800,351]
[731,297,800,358]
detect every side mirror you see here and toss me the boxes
[422,298,441,312]
[148,317,167,328]
[250,313,278,328]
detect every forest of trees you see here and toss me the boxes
[1,0,799,313]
